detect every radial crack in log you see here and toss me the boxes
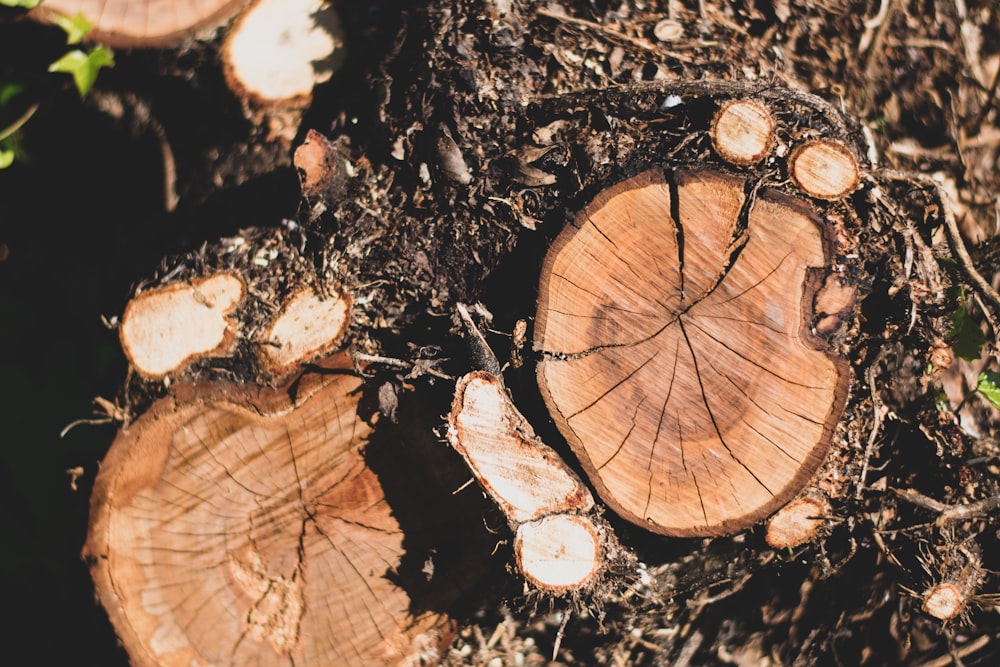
[83,352,450,666]
[535,168,851,537]
[32,0,250,47]
[447,371,623,592]
[119,272,246,379]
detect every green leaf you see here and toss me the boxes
[0,0,42,8]
[0,142,14,169]
[0,82,24,108]
[48,46,114,97]
[976,371,1000,410]
[51,12,94,44]
[947,286,986,361]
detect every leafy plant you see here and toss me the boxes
[0,7,114,167]
[976,371,1000,410]
[940,257,987,361]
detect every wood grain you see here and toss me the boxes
[35,0,248,46]
[83,353,449,666]
[535,169,850,536]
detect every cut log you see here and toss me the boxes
[535,168,851,536]
[788,139,860,200]
[514,514,602,592]
[259,286,351,378]
[119,272,245,379]
[447,371,615,592]
[764,495,829,549]
[222,0,345,108]
[710,100,775,166]
[83,353,451,666]
[32,0,249,46]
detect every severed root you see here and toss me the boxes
[119,272,245,379]
[447,371,622,592]
[259,286,352,379]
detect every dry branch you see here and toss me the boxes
[447,371,620,592]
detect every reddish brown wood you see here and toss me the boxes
[33,0,249,46]
[83,353,450,666]
[534,169,850,536]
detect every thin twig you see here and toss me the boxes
[892,487,1000,526]
[912,633,990,667]
[534,7,696,62]
[884,171,1000,341]
[971,59,1000,132]
[857,363,889,500]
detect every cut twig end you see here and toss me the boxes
[119,272,246,379]
[222,0,345,108]
[515,514,602,592]
[764,496,830,549]
[259,287,352,379]
[789,139,860,200]
[710,100,775,166]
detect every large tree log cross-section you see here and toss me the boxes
[535,168,852,537]
[83,353,452,666]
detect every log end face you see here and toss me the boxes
[789,139,860,200]
[223,0,346,108]
[119,272,246,379]
[259,286,352,379]
[535,164,851,537]
[514,514,602,592]
[711,100,775,166]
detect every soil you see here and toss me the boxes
[3,0,1000,665]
